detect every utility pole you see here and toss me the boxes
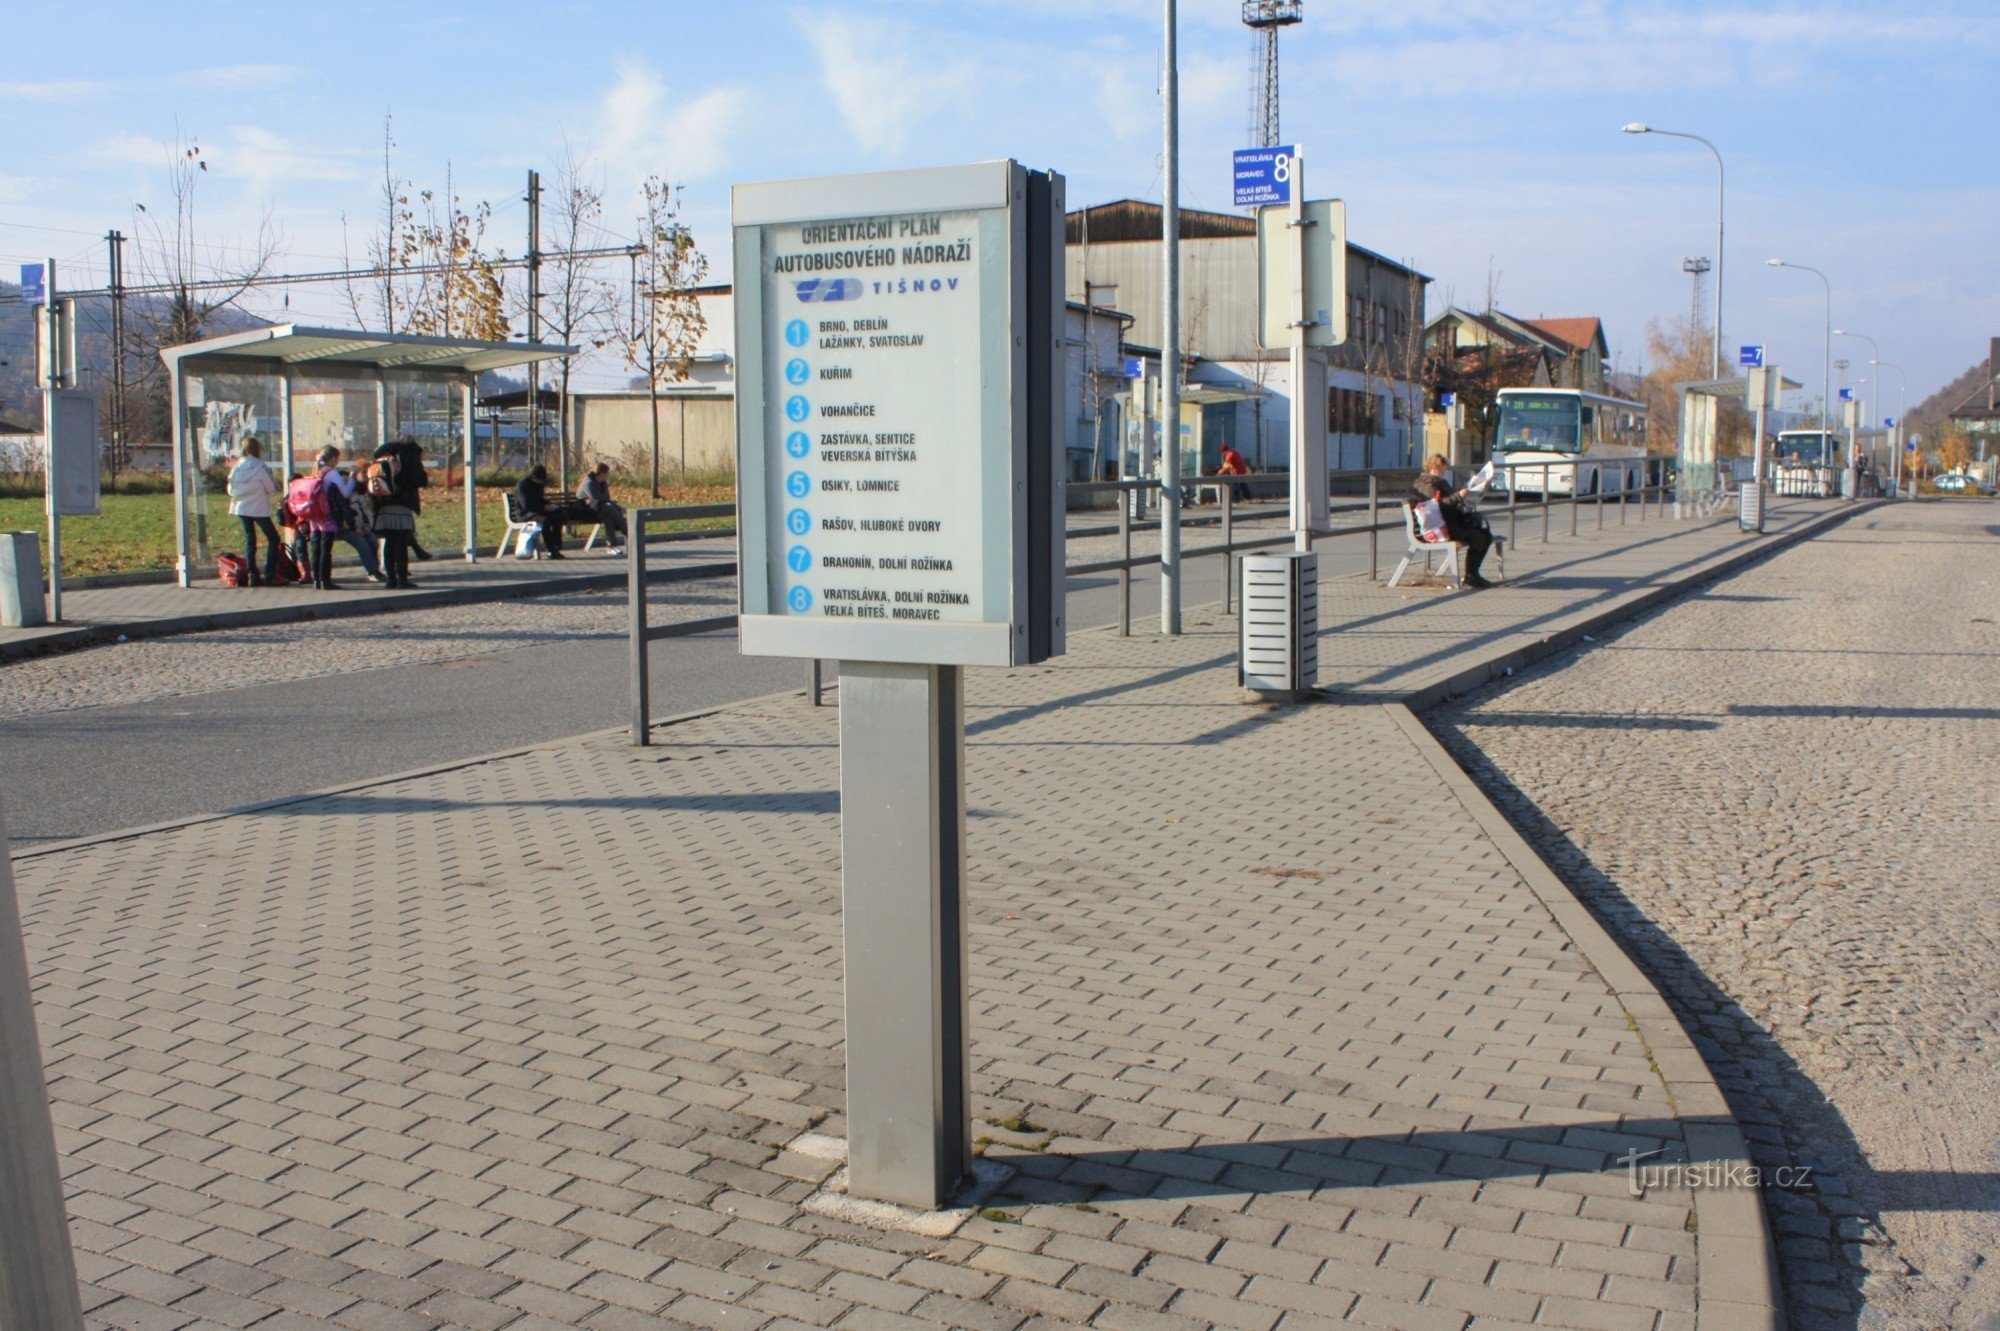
[106,231,126,477]
[1160,0,1182,636]
[525,169,544,482]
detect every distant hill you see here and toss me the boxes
[0,282,270,434]
[1907,354,1993,444]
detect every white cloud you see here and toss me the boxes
[0,79,103,101]
[794,10,977,155]
[92,133,175,167]
[177,64,303,93]
[224,126,357,184]
[597,63,749,186]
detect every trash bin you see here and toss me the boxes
[0,532,47,628]
[1239,550,1319,702]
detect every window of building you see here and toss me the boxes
[1326,386,1380,438]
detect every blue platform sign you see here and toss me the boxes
[1838,387,1855,402]
[1440,392,1457,408]
[1885,417,1895,428]
[18,263,46,306]
[1232,146,1295,208]
[1738,344,1764,369]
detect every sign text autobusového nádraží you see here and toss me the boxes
[765,210,984,624]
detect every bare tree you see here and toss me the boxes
[127,131,281,439]
[531,143,619,483]
[618,176,708,497]
[402,165,507,342]
[340,119,504,342]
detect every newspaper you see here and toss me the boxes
[1466,459,1498,495]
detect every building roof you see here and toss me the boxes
[0,406,39,435]
[1521,317,1606,356]
[1066,199,1430,282]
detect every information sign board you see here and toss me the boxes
[1232,146,1295,208]
[17,263,45,306]
[1255,199,1347,350]
[733,161,1064,668]
[48,389,100,517]
[1739,344,1765,369]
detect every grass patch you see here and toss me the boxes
[986,1114,1044,1135]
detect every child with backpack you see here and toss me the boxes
[287,448,351,590]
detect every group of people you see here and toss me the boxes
[511,462,628,559]
[224,436,433,590]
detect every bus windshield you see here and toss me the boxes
[1496,395,1582,454]
[1777,432,1836,466]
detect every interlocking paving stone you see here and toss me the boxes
[1432,496,2000,1329]
[10,501,1848,1328]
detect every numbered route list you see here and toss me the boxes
[761,209,986,624]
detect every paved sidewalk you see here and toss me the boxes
[8,500,1852,1331]
[0,536,736,661]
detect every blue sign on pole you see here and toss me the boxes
[18,263,45,306]
[1232,145,1295,208]
[1738,344,1765,369]
[1439,392,1457,408]
[1838,387,1855,403]
[1121,357,1142,379]
[1884,417,1895,428]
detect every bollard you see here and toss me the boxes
[628,518,650,746]
[1367,474,1379,582]
[1621,464,1629,524]
[1118,495,1131,637]
[0,791,88,1331]
[1507,466,1519,551]
[1220,484,1234,612]
[807,658,823,707]
[1571,466,1581,538]
[1541,464,1551,544]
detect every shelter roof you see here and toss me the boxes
[1066,199,1429,282]
[159,324,578,375]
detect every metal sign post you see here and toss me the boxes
[32,261,91,623]
[732,161,1064,1210]
[1254,174,1343,547]
[1742,366,1779,532]
[0,790,88,1331]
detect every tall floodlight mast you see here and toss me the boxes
[1243,0,1302,148]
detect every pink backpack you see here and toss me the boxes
[286,474,330,526]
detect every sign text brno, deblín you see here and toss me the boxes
[733,161,1064,668]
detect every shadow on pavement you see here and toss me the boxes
[1426,712,1881,1329]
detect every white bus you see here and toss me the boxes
[1492,388,1650,496]
[1772,429,1842,497]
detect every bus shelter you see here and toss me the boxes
[159,325,576,586]
[1676,372,1800,514]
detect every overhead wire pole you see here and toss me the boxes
[525,170,545,484]
[1160,0,1182,635]
[106,230,126,475]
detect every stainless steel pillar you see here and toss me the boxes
[838,662,971,1210]
[0,791,87,1331]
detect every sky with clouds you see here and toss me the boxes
[2,0,1994,406]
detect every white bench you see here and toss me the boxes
[502,492,605,558]
[1387,500,1505,590]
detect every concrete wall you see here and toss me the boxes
[569,394,736,476]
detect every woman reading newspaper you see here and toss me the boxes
[1413,454,1495,589]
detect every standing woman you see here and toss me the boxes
[225,437,283,586]
[371,436,428,589]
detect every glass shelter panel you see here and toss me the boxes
[181,369,283,566]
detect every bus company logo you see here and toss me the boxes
[794,278,861,304]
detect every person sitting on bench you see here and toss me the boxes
[1413,453,1494,589]
[577,462,629,551]
[512,464,593,559]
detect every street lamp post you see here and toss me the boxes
[1624,123,1725,379]
[1873,357,1909,496]
[1835,329,1881,482]
[1767,259,1833,434]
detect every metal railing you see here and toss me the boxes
[624,456,1697,737]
